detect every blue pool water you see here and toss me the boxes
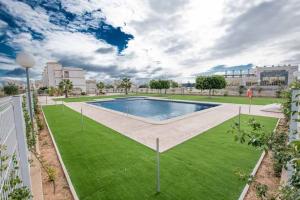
[89,97,219,121]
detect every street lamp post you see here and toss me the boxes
[16,52,35,124]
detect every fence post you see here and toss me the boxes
[81,107,83,131]
[156,138,160,193]
[238,106,241,132]
[12,95,32,190]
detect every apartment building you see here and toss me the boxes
[224,65,298,87]
[86,80,97,94]
[42,62,86,93]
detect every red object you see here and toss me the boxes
[247,88,253,98]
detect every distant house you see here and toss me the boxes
[86,80,97,94]
[42,61,86,93]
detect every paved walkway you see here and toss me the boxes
[66,100,283,152]
[38,96,64,105]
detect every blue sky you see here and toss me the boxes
[0,0,300,83]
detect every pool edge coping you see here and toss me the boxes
[84,97,224,125]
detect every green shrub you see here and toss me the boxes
[4,83,19,95]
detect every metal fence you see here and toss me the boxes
[0,96,31,199]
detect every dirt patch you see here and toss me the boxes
[244,118,288,200]
[38,112,74,200]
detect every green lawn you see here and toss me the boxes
[152,94,285,105]
[56,93,284,105]
[43,105,278,200]
[54,95,124,102]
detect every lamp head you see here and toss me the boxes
[16,52,35,68]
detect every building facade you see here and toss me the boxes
[225,65,298,87]
[42,62,86,93]
[86,80,97,94]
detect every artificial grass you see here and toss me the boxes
[155,94,285,105]
[54,95,124,102]
[56,93,284,105]
[43,105,278,200]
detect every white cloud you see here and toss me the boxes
[1,0,300,83]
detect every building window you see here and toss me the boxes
[64,71,69,78]
[260,70,288,86]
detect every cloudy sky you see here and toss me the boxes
[0,0,300,83]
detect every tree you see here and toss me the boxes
[149,80,170,94]
[159,80,170,94]
[96,82,105,94]
[58,79,73,98]
[139,84,148,88]
[170,81,179,88]
[195,76,206,91]
[120,78,132,95]
[195,75,226,96]
[38,87,48,95]
[48,87,57,96]
[149,80,160,92]
[4,83,19,95]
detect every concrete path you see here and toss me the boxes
[38,96,64,105]
[66,101,283,152]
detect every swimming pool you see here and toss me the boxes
[88,97,219,121]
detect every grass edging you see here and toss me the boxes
[238,118,281,200]
[41,107,79,200]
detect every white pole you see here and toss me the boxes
[46,94,47,105]
[25,68,34,124]
[62,101,64,113]
[239,106,241,132]
[249,98,252,114]
[156,138,160,193]
[81,107,83,131]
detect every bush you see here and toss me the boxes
[4,83,19,95]
[255,183,268,199]
[195,75,226,96]
[238,85,246,96]
[36,117,44,131]
[224,91,228,96]
[81,92,86,96]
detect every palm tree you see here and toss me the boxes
[96,82,105,95]
[120,78,132,95]
[59,79,73,98]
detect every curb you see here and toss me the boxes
[41,107,80,200]
[238,118,281,200]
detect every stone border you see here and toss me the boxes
[238,118,281,200]
[41,108,79,200]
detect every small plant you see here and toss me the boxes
[36,116,44,130]
[0,146,32,200]
[46,166,57,193]
[8,186,31,200]
[234,168,254,184]
[22,96,36,150]
[255,183,268,199]
[277,185,300,200]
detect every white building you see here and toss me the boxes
[224,65,299,87]
[86,80,97,94]
[42,62,86,93]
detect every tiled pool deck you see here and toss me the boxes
[65,98,283,152]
